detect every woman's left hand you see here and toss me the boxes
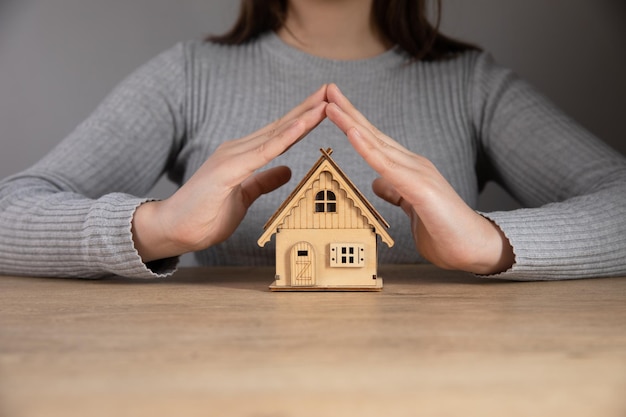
[325,84,514,275]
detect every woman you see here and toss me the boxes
[0,0,624,279]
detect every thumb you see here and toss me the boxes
[240,166,292,208]
[372,177,413,217]
[372,177,403,206]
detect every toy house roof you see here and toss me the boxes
[257,148,394,247]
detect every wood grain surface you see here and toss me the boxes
[1,265,625,417]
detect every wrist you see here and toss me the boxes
[474,217,515,275]
[131,200,187,263]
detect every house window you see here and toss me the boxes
[315,190,336,213]
[329,244,365,267]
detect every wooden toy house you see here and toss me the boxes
[258,148,394,291]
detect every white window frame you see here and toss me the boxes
[329,243,365,268]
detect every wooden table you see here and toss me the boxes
[1,265,625,417]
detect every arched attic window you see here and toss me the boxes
[315,190,336,213]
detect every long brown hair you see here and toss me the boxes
[208,0,477,61]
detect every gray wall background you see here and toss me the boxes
[1,0,625,212]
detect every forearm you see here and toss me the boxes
[0,177,177,278]
[481,184,626,280]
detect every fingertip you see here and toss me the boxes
[272,165,292,186]
[325,102,340,115]
[329,83,341,94]
[326,83,342,102]
[372,177,404,207]
[244,165,293,204]
[306,101,329,126]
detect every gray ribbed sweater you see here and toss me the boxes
[1,32,625,280]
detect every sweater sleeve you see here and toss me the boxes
[0,43,190,279]
[471,53,626,280]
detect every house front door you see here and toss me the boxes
[290,242,315,287]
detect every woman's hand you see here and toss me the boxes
[132,85,329,263]
[325,84,514,275]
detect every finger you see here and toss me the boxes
[217,84,328,158]
[207,86,327,192]
[274,100,328,156]
[345,125,432,207]
[210,101,326,191]
[326,101,407,156]
[329,104,415,176]
[256,84,328,139]
[329,101,440,210]
[240,166,292,208]
[326,83,393,140]
[226,95,328,157]
[238,100,327,166]
[372,177,414,217]
[372,177,403,206]
[326,102,370,138]
[327,85,416,159]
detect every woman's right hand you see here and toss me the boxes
[131,85,328,263]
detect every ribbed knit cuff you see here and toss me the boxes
[85,194,178,279]
[480,204,626,280]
